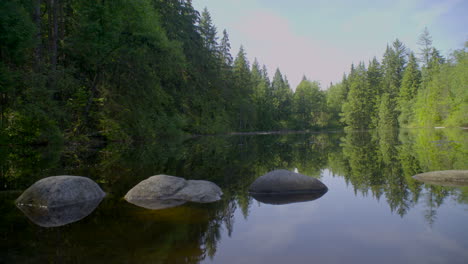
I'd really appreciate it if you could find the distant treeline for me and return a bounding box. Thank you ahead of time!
[329,30,467,130]
[0,0,466,144]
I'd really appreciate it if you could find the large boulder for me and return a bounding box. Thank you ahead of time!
[249,169,328,194]
[172,180,223,203]
[16,176,105,227]
[413,170,468,186]
[124,175,223,210]
[16,176,105,208]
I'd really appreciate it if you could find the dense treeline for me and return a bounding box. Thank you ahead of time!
[331,29,467,130]
[0,0,330,145]
[1,1,466,145]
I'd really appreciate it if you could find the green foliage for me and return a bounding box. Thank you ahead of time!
[271,68,293,128]
[413,46,467,127]
[341,62,375,129]
[398,52,421,127]
[292,79,326,129]
[325,82,346,127]
[1,2,465,145]
[334,29,465,131]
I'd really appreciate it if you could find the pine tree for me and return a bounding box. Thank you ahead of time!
[233,46,254,130]
[417,27,432,67]
[219,29,233,66]
[271,68,293,128]
[199,7,218,52]
[398,52,421,127]
[367,57,383,128]
[342,62,374,129]
[379,39,407,128]
[261,64,271,87]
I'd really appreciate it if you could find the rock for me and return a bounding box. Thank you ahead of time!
[412,170,468,186]
[124,175,187,201]
[252,191,327,205]
[173,180,223,203]
[249,169,328,194]
[15,176,105,227]
[124,175,223,210]
[16,176,105,208]
[16,198,103,227]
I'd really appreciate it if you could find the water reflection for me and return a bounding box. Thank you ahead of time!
[251,190,327,205]
[0,129,467,263]
[16,197,103,227]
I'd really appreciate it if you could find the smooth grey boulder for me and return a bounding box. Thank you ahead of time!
[16,198,103,227]
[413,170,468,186]
[249,169,328,194]
[124,175,187,201]
[173,180,223,203]
[124,175,223,210]
[16,176,105,208]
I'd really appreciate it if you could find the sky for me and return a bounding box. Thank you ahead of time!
[192,0,467,90]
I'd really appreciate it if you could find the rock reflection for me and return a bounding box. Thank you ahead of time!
[16,197,103,227]
[251,190,327,205]
[125,198,186,210]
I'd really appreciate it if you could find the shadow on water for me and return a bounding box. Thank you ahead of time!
[1,128,467,263]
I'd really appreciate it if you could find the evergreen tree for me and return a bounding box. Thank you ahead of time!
[398,52,421,127]
[233,46,254,130]
[367,57,383,128]
[271,68,293,128]
[219,29,233,66]
[199,7,218,52]
[417,27,433,67]
[379,39,407,128]
[342,62,374,129]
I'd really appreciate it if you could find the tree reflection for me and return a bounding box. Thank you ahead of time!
[1,129,466,263]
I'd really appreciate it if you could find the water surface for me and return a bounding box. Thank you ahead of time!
[1,129,467,263]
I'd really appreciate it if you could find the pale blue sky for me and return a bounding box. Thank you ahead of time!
[193,0,467,89]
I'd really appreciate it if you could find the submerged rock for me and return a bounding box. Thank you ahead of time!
[15,175,105,227]
[249,169,328,194]
[412,170,468,186]
[124,175,223,210]
[16,176,105,208]
[252,191,327,205]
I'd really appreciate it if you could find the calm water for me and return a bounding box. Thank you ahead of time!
[1,129,467,263]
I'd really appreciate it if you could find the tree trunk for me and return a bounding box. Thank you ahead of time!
[52,0,58,68]
[48,0,58,69]
[33,0,42,67]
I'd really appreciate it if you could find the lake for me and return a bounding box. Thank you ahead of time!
[1,128,467,263]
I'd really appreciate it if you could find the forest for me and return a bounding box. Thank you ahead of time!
[1,0,467,145]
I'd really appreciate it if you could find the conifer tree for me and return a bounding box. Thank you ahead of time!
[367,57,383,127]
[398,52,421,126]
[219,29,233,66]
[342,62,374,129]
[379,39,407,128]
[199,7,218,52]
[233,46,254,130]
